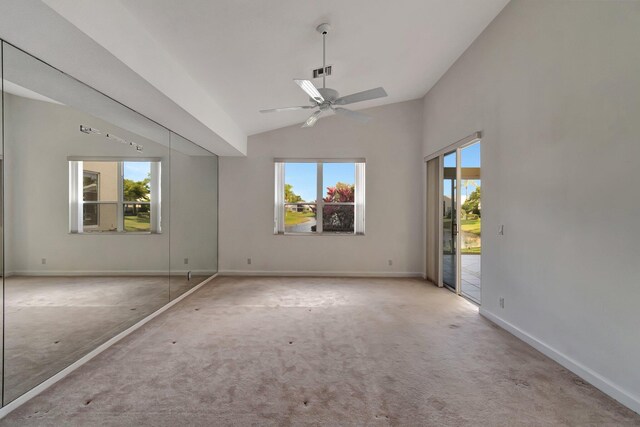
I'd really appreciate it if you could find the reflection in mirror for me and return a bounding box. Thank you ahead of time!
[169,133,218,300]
[2,42,171,403]
[0,41,4,398]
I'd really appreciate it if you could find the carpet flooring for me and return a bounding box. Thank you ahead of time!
[1,276,637,426]
[3,275,207,403]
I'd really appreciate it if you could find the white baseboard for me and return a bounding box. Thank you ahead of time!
[6,270,216,277]
[0,273,218,420]
[219,270,424,278]
[480,308,640,415]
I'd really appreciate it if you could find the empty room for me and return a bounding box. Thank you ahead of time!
[0,0,638,425]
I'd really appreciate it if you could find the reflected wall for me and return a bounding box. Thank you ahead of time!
[169,133,218,300]
[1,42,218,404]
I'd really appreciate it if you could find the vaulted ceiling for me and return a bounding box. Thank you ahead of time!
[3,0,509,154]
[117,0,509,136]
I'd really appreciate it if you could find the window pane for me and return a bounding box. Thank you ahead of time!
[285,204,317,233]
[83,161,118,201]
[123,161,151,202]
[83,172,98,201]
[124,203,151,232]
[83,203,118,232]
[322,204,354,233]
[323,163,355,202]
[284,163,316,203]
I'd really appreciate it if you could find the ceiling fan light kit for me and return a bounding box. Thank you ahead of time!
[259,23,388,127]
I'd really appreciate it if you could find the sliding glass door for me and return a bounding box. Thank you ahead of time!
[429,137,481,304]
[442,151,457,290]
[460,142,481,304]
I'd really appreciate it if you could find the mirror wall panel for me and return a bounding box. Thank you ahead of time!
[0,41,4,402]
[169,133,218,300]
[2,42,172,404]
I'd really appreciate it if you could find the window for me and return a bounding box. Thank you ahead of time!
[69,159,161,233]
[274,160,365,235]
[82,171,99,227]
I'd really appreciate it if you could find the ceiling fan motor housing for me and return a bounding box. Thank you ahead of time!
[313,88,339,105]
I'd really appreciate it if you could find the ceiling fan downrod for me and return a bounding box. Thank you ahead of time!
[316,23,331,89]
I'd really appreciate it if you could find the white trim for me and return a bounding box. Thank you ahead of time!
[316,162,323,233]
[0,273,219,420]
[5,270,216,277]
[68,161,83,233]
[455,147,462,295]
[355,162,366,234]
[150,161,161,233]
[68,156,162,162]
[424,131,482,162]
[274,157,366,163]
[274,162,285,233]
[437,155,444,287]
[116,161,124,232]
[480,308,640,415]
[219,270,423,278]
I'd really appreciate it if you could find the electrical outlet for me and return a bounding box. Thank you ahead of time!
[498,225,504,236]
[499,297,505,309]
[247,258,252,265]
[388,259,393,266]
[184,258,189,265]
[41,258,47,265]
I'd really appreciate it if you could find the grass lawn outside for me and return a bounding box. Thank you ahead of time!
[461,218,481,254]
[285,210,315,226]
[124,215,150,232]
[462,247,481,254]
[441,217,482,254]
[461,218,481,236]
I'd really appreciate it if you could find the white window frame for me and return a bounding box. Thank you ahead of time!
[69,157,162,234]
[274,158,365,235]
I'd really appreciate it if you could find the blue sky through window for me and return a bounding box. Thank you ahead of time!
[124,162,151,182]
[285,163,355,202]
[443,142,481,200]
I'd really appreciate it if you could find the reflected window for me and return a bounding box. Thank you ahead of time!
[83,171,99,226]
[69,160,161,233]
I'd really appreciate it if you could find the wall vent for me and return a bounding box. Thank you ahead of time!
[312,66,332,79]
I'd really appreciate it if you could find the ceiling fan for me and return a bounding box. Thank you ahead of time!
[259,23,388,128]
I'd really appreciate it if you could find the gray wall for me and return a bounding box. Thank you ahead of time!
[219,100,424,276]
[422,0,640,411]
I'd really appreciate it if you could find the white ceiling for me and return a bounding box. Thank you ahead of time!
[5,0,509,154]
[118,0,509,136]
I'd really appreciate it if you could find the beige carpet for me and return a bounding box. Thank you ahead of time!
[1,276,637,426]
[3,275,208,403]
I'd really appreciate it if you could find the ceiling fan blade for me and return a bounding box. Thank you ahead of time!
[301,110,323,128]
[332,107,372,124]
[294,79,324,103]
[334,87,387,106]
[259,106,314,113]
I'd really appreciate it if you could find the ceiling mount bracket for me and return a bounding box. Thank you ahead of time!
[316,23,331,35]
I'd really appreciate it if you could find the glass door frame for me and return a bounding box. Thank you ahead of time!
[441,150,459,293]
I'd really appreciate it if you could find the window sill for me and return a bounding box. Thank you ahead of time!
[275,232,365,237]
[69,232,162,235]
